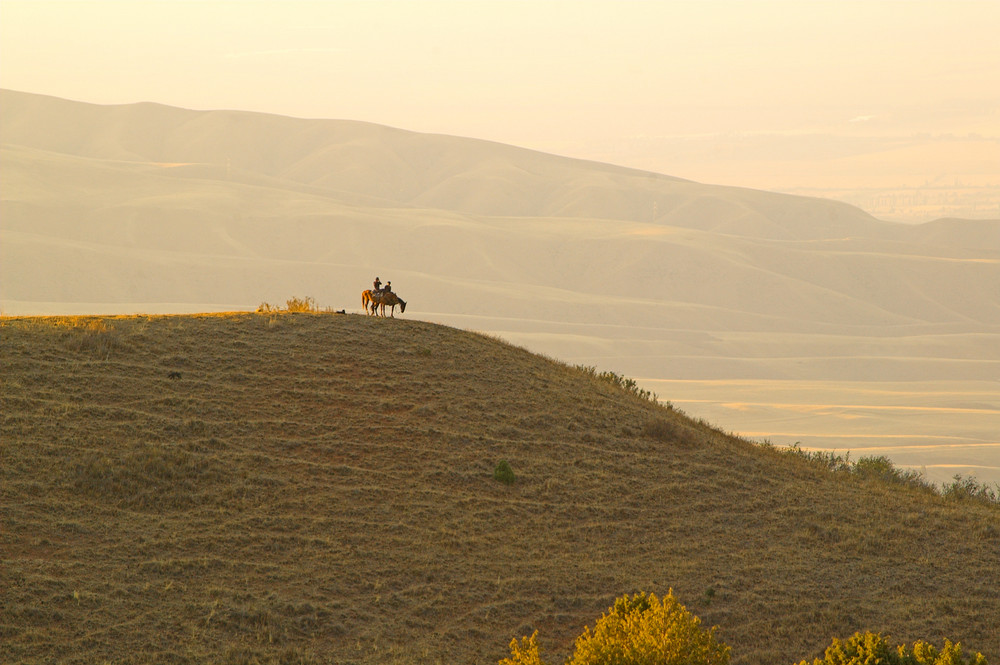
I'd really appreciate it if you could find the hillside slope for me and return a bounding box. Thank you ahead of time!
[2,313,998,664]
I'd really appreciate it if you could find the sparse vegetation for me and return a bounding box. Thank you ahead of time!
[575,365,658,402]
[256,296,320,313]
[795,631,987,665]
[62,318,127,357]
[2,314,997,664]
[642,417,700,447]
[775,443,1000,505]
[942,475,1000,505]
[852,454,932,490]
[285,296,318,313]
[69,442,228,510]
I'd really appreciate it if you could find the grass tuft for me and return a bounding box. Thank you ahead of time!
[63,319,127,357]
[494,460,516,485]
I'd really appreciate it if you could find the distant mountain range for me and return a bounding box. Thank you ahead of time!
[3,88,995,319]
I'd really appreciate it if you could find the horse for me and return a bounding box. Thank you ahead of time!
[361,289,407,317]
[361,289,379,315]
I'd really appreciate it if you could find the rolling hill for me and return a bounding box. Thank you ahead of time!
[2,312,998,664]
[1,88,998,484]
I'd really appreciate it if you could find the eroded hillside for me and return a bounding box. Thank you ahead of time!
[2,313,998,664]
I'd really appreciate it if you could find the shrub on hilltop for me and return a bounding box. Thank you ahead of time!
[255,296,320,313]
[285,296,318,312]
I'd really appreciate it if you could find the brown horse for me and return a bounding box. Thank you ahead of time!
[361,289,379,315]
[362,289,407,317]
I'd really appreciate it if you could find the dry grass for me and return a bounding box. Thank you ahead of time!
[2,313,998,665]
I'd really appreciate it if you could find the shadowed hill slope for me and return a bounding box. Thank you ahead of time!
[2,313,998,665]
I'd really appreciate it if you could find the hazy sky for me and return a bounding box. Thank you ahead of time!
[2,1,998,214]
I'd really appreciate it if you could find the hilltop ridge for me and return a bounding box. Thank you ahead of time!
[2,312,997,664]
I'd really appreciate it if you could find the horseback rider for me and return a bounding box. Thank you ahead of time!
[384,281,392,293]
[373,277,382,293]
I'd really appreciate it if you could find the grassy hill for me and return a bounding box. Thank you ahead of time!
[2,312,998,665]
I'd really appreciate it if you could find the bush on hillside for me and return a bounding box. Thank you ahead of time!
[778,445,945,497]
[853,455,929,490]
[500,631,549,665]
[494,460,516,485]
[567,591,730,665]
[575,366,658,403]
[942,474,1000,505]
[500,591,730,665]
[780,444,1000,505]
[795,631,987,665]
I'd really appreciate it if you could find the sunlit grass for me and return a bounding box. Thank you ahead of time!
[2,313,997,664]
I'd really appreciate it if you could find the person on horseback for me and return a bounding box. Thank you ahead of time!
[384,281,392,293]
[373,277,382,293]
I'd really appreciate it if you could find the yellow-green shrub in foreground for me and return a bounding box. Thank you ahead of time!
[499,591,730,665]
[499,599,988,665]
[797,631,987,665]
[500,631,548,665]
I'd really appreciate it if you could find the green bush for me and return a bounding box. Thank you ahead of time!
[494,460,516,485]
[796,631,987,665]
